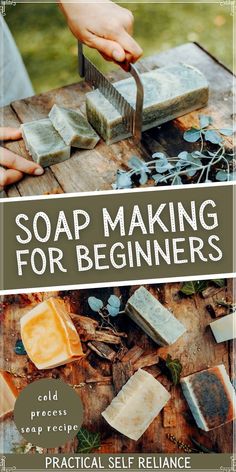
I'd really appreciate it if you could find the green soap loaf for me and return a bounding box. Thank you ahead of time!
[21,118,71,167]
[49,104,100,149]
[86,63,209,144]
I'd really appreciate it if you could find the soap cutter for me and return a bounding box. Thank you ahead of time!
[78,41,144,143]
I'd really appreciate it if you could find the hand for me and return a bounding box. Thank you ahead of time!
[59,0,143,70]
[0,127,44,190]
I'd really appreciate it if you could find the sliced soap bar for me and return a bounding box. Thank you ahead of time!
[125,286,186,346]
[210,312,236,343]
[20,297,84,370]
[0,370,18,420]
[102,369,170,440]
[86,63,209,144]
[21,118,71,167]
[49,104,100,149]
[181,365,236,431]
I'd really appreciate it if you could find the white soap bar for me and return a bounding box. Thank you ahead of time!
[102,369,170,440]
[21,118,71,167]
[49,105,100,149]
[181,364,236,431]
[126,286,186,346]
[210,312,236,343]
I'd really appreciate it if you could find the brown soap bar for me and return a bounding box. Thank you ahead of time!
[181,364,236,431]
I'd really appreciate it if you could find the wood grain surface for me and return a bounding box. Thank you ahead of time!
[1,42,233,197]
[0,281,235,453]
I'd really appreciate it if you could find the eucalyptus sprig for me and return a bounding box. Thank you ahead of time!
[113,115,235,189]
[88,294,122,333]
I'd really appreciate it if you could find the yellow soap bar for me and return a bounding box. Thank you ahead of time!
[20,298,84,370]
[0,370,18,420]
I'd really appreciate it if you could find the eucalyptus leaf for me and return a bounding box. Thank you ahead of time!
[172,175,182,185]
[115,171,132,189]
[219,128,233,136]
[107,305,120,317]
[107,295,121,308]
[139,171,148,185]
[199,114,212,129]
[183,128,201,143]
[152,152,168,162]
[229,172,236,181]
[152,173,163,182]
[88,296,103,312]
[216,170,228,181]
[204,130,222,144]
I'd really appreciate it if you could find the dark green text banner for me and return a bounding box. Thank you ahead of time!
[0,184,234,293]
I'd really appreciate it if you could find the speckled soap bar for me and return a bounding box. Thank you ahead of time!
[181,365,236,431]
[49,105,100,149]
[125,286,186,346]
[21,118,71,167]
[86,63,209,144]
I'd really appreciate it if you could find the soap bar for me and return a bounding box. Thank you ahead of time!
[125,286,186,346]
[181,365,236,431]
[210,312,236,343]
[102,369,170,440]
[20,297,84,370]
[86,63,209,144]
[21,118,71,167]
[49,105,100,149]
[0,370,18,420]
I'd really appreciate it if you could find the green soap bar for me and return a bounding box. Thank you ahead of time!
[86,63,209,144]
[21,118,71,167]
[125,286,186,346]
[49,105,100,149]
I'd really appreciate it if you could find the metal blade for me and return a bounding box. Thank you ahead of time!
[84,57,134,133]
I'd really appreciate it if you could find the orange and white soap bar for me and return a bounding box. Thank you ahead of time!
[0,370,18,420]
[20,298,84,370]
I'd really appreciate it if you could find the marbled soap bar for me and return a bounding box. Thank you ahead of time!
[49,105,100,149]
[210,312,236,343]
[102,369,170,440]
[125,286,186,346]
[86,64,209,144]
[0,370,18,420]
[181,365,236,431]
[21,118,71,167]
[21,297,84,370]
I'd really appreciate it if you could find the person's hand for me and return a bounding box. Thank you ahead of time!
[0,127,44,190]
[59,0,143,70]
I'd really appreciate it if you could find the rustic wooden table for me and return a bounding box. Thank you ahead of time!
[0,42,234,455]
[1,42,233,198]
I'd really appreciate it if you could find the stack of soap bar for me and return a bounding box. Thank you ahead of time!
[49,105,100,149]
[21,118,71,167]
[181,365,236,431]
[86,63,209,144]
[0,370,18,420]
[210,312,236,343]
[20,297,84,370]
[125,286,186,346]
[102,369,170,440]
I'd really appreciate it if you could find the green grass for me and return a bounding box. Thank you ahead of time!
[6,2,233,94]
